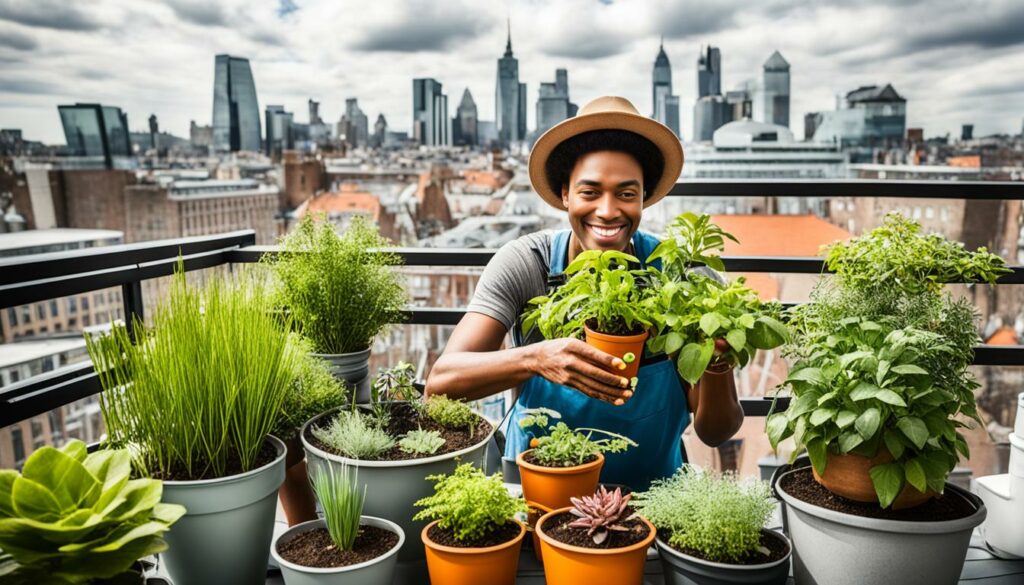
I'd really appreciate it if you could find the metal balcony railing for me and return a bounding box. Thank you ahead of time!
[3,179,1024,428]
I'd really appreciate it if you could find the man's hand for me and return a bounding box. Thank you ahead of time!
[528,338,633,405]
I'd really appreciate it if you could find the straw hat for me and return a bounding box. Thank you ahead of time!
[528,96,684,210]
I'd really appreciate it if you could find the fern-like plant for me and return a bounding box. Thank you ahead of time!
[312,410,395,459]
[413,463,527,543]
[399,428,445,455]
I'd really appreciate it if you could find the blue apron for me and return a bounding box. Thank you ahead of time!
[503,229,690,491]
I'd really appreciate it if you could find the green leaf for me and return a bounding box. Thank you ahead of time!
[839,351,874,369]
[21,447,100,514]
[954,434,970,459]
[835,410,857,429]
[869,463,904,508]
[787,367,826,387]
[749,316,788,349]
[904,459,927,493]
[806,438,828,476]
[725,328,746,352]
[855,408,881,440]
[677,342,711,386]
[838,431,865,453]
[786,392,822,420]
[0,471,15,517]
[891,364,928,376]
[883,430,905,459]
[737,313,756,329]
[10,478,62,522]
[766,414,791,449]
[664,332,684,355]
[810,408,837,426]
[700,313,723,336]
[897,417,929,450]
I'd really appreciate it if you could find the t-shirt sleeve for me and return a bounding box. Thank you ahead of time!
[466,238,547,332]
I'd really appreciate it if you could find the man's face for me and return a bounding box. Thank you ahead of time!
[561,150,644,252]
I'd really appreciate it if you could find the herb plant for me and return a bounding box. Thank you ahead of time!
[312,410,396,459]
[0,440,185,584]
[647,212,788,385]
[372,361,421,402]
[272,352,349,442]
[399,428,446,455]
[521,249,660,339]
[633,466,774,563]
[310,461,366,551]
[87,266,304,479]
[266,214,408,355]
[567,486,637,545]
[518,408,637,467]
[413,463,527,542]
[423,395,478,435]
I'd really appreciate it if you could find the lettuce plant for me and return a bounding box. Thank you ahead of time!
[518,408,636,467]
[413,463,527,543]
[0,440,185,584]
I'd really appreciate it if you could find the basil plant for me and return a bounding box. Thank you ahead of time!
[0,440,185,584]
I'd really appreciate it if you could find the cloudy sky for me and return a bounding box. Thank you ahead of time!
[1,0,1023,145]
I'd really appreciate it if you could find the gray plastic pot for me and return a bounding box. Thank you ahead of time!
[312,349,371,403]
[775,467,986,585]
[301,405,495,584]
[270,516,404,585]
[159,435,286,585]
[656,529,791,585]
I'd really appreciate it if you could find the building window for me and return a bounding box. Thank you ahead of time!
[11,428,25,465]
[67,297,78,314]
[6,307,15,328]
[31,419,43,442]
[50,300,59,317]
[36,304,45,320]
[82,296,90,311]
[925,207,935,219]
[10,370,20,383]
[82,314,91,327]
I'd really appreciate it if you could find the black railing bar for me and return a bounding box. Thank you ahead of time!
[667,179,1024,200]
[0,360,95,401]
[0,372,103,429]
[0,231,256,286]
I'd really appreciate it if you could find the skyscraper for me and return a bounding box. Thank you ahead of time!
[341,98,369,148]
[651,41,680,138]
[147,114,159,151]
[454,88,478,146]
[373,114,387,148]
[308,99,322,125]
[264,105,293,157]
[758,51,790,128]
[697,46,722,98]
[212,54,261,153]
[413,79,451,146]
[496,21,526,146]
[58,103,131,168]
[536,69,577,136]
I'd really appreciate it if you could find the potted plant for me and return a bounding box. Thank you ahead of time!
[646,212,789,386]
[272,460,403,584]
[301,379,497,581]
[768,214,1006,585]
[272,354,352,526]
[534,485,655,585]
[515,407,636,510]
[266,214,408,401]
[0,440,185,585]
[87,267,305,585]
[632,466,790,585]
[522,249,660,379]
[414,463,527,585]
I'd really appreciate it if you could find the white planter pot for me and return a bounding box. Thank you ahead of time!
[312,349,371,403]
[271,516,404,585]
[976,432,1024,558]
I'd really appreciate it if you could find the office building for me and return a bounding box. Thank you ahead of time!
[496,22,527,146]
[212,54,261,152]
[652,41,681,138]
[265,105,294,157]
[454,89,479,146]
[536,69,577,136]
[413,79,451,147]
[810,84,907,161]
[58,103,131,169]
[697,45,722,98]
[757,51,790,128]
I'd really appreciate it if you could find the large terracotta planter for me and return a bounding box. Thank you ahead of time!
[525,501,553,563]
[584,326,648,379]
[517,450,604,510]
[278,436,317,526]
[813,450,932,509]
[421,520,525,585]
[535,507,655,585]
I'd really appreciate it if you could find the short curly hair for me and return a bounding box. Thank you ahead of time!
[544,129,665,200]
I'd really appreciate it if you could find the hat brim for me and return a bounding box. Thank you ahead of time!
[528,111,684,211]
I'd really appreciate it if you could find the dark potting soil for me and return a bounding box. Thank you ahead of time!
[585,318,646,336]
[276,525,399,568]
[522,450,599,469]
[151,439,279,481]
[541,509,650,550]
[780,466,977,521]
[657,528,789,565]
[427,521,521,549]
[306,402,493,462]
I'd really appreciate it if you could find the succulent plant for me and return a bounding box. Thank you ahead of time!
[567,486,637,545]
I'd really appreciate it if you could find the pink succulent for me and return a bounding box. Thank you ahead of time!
[567,486,637,544]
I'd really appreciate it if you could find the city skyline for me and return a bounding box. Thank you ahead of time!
[1,0,1023,144]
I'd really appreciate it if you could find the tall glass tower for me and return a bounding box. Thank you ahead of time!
[212,55,261,153]
[651,40,680,138]
[496,20,526,147]
[58,103,131,168]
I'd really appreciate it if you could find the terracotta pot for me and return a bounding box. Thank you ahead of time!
[517,450,604,510]
[525,501,553,563]
[536,506,655,585]
[584,326,648,379]
[813,450,933,509]
[421,519,525,585]
[278,436,317,526]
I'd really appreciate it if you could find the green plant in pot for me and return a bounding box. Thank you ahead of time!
[515,407,636,510]
[646,212,789,385]
[266,214,408,402]
[271,460,404,584]
[86,265,305,585]
[521,249,661,379]
[768,213,1006,585]
[0,440,185,585]
[632,465,790,585]
[414,463,527,585]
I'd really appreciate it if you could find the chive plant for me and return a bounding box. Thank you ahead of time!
[87,265,305,479]
[311,461,366,551]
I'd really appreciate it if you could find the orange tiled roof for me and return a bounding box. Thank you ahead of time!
[460,170,504,190]
[985,326,1018,346]
[299,185,381,221]
[709,214,852,257]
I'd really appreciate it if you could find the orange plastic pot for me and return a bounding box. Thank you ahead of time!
[421,519,525,585]
[813,450,933,509]
[536,506,655,585]
[517,450,604,510]
[584,326,648,379]
[278,437,317,526]
[525,501,553,563]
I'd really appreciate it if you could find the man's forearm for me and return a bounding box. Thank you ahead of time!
[425,344,539,401]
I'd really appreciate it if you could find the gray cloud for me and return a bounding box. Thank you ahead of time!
[902,6,1024,52]
[658,2,740,38]
[350,4,491,52]
[165,0,228,27]
[0,0,100,31]
[539,32,634,60]
[0,26,36,50]
[0,77,60,95]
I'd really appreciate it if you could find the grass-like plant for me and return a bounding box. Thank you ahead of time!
[423,395,478,434]
[266,214,407,355]
[87,265,304,479]
[312,410,396,459]
[310,461,366,551]
[272,353,350,442]
[399,428,446,455]
[633,466,774,563]
[413,463,527,543]
[518,408,636,467]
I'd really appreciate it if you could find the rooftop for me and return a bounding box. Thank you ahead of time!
[0,337,87,369]
[0,228,124,255]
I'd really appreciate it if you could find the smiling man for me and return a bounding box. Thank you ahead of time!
[425,96,743,490]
